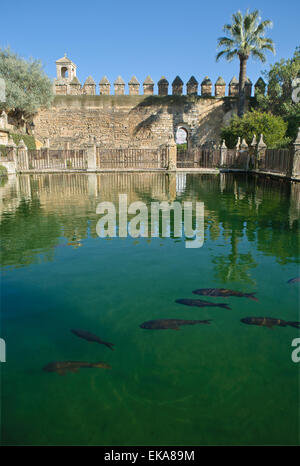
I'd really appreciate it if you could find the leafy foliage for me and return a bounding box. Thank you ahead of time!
[0,164,8,176]
[0,145,9,157]
[9,133,36,149]
[221,110,289,148]
[0,48,53,120]
[255,46,300,141]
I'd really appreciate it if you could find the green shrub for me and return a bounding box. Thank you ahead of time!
[221,110,290,148]
[0,145,8,157]
[176,143,187,150]
[9,133,36,149]
[0,164,8,176]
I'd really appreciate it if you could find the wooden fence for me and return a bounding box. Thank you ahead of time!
[0,142,299,180]
[96,147,168,169]
[177,148,221,168]
[260,149,293,175]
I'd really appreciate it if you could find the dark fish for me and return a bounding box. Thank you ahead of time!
[287,277,300,284]
[241,317,300,329]
[192,288,258,302]
[175,298,231,310]
[43,361,111,375]
[140,319,212,330]
[71,329,114,350]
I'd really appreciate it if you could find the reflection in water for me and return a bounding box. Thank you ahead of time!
[0,173,298,278]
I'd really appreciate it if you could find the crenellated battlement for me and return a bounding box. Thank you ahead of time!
[34,55,266,151]
[54,55,264,98]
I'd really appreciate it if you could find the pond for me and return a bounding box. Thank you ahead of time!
[0,172,299,446]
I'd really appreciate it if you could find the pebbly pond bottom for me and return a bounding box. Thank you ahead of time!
[0,172,299,446]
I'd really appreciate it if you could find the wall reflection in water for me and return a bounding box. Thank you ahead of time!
[0,173,299,282]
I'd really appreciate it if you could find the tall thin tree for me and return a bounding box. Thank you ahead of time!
[216,10,275,117]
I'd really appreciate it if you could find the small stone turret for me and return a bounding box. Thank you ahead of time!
[54,54,77,95]
[201,77,212,96]
[172,76,183,95]
[143,76,154,95]
[83,76,96,95]
[158,76,169,96]
[99,76,110,95]
[254,77,266,97]
[215,77,226,97]
[69,76,81,95]
[186,76,198,95]
[55,54,77,82]
[114,76,125,95]
[128,76,140,95]
[229,76,239,96]
[245,77,252,97]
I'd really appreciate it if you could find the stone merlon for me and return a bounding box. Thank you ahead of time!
[114,76,125,85]
[143,76,154,84]
[99,76,110,84]
[215,76,226,85]
[172,76,183,85]
[128,76,140,85]
[84,76,96,85]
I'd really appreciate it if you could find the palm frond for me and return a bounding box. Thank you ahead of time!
[261,43,276,54]
[225,49,239,62]
[216,50,227,61]
[217,37,235,48]
[216,48,238,62]
[255,20,273,34]
[223,24,233,33]
[251,50,266,62]
[244,9,259,32]
[232,11,243,27]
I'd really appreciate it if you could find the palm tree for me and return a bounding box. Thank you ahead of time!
[216,9,275,117]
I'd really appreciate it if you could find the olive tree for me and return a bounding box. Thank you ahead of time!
[0,48,53,125]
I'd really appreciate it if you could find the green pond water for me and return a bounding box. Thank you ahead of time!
[0,172,299,446]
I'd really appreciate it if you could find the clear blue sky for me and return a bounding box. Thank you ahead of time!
[1,0,299,92]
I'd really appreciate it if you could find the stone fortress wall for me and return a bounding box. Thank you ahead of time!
[33,55,266,149]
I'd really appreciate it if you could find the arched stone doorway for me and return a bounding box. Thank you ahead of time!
[175,126,189,149]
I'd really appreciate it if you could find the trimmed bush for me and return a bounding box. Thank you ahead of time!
[0,145,9,157]
[9,133,36,149]
[221,110,290,148]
